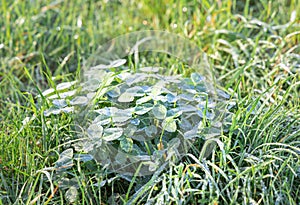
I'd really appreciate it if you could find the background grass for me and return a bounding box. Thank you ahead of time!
[0,0,299,204]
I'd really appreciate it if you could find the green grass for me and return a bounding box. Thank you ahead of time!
[0,0,299,204]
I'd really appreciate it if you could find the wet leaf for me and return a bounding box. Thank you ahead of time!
[151,82,164,97]
[61,106,75,113]
[82,79,101,92]
[165,138,181,160]
[178,105,197,113]
[195,84,206,92]
[52,99,67,108]
[184,126,199,139]
[166,93,177,103]
[70,96,88,105]
[115,151,128,165]
[86,92,96,99]
[87,123,103,138]
[178,93,194,101]
[167,108,182,118]
[120,137,133,152]
[130,134,147,142]
[56,80,77,90]
[126,86,145,97]
[202,127,221,139]
[109,59,127,68]
[94,107,111,116]
[191,73,204,85]
[153,95,167,102]
[117,72,131,80]
[152,104,167,119]
[65,186,78,203]
[42,88,55,96]
[136,96,152,105]
[74,154,93,162]
[162,118,177,132]
[44,107,74,116]
[197,109,215,120]
[93,114,111,125]
[145,125,157,137]
[185,88,198,94]
[58,177,78,190]
[124,124,137,136]
[55,148,73,170]
[217,89,230,99]
[141,85,151,93]
[134,103,153,115]
[103,128,123,141]
[118,92,134,102]
[179,117,193,131]
[107,87,121,98]
[111,108,132,123]
[130,118,140,125]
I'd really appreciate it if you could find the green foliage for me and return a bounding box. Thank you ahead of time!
[0,0,299,204]
[42,63,229,179]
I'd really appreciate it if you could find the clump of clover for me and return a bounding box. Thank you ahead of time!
[71,64,225,175]
[42,59,230,175]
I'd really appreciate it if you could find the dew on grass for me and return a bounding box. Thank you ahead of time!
[43,31,234,176]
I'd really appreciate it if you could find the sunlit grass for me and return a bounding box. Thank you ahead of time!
[0,0,299,204]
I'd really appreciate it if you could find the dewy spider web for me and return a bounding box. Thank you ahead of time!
[73,30,231,176]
